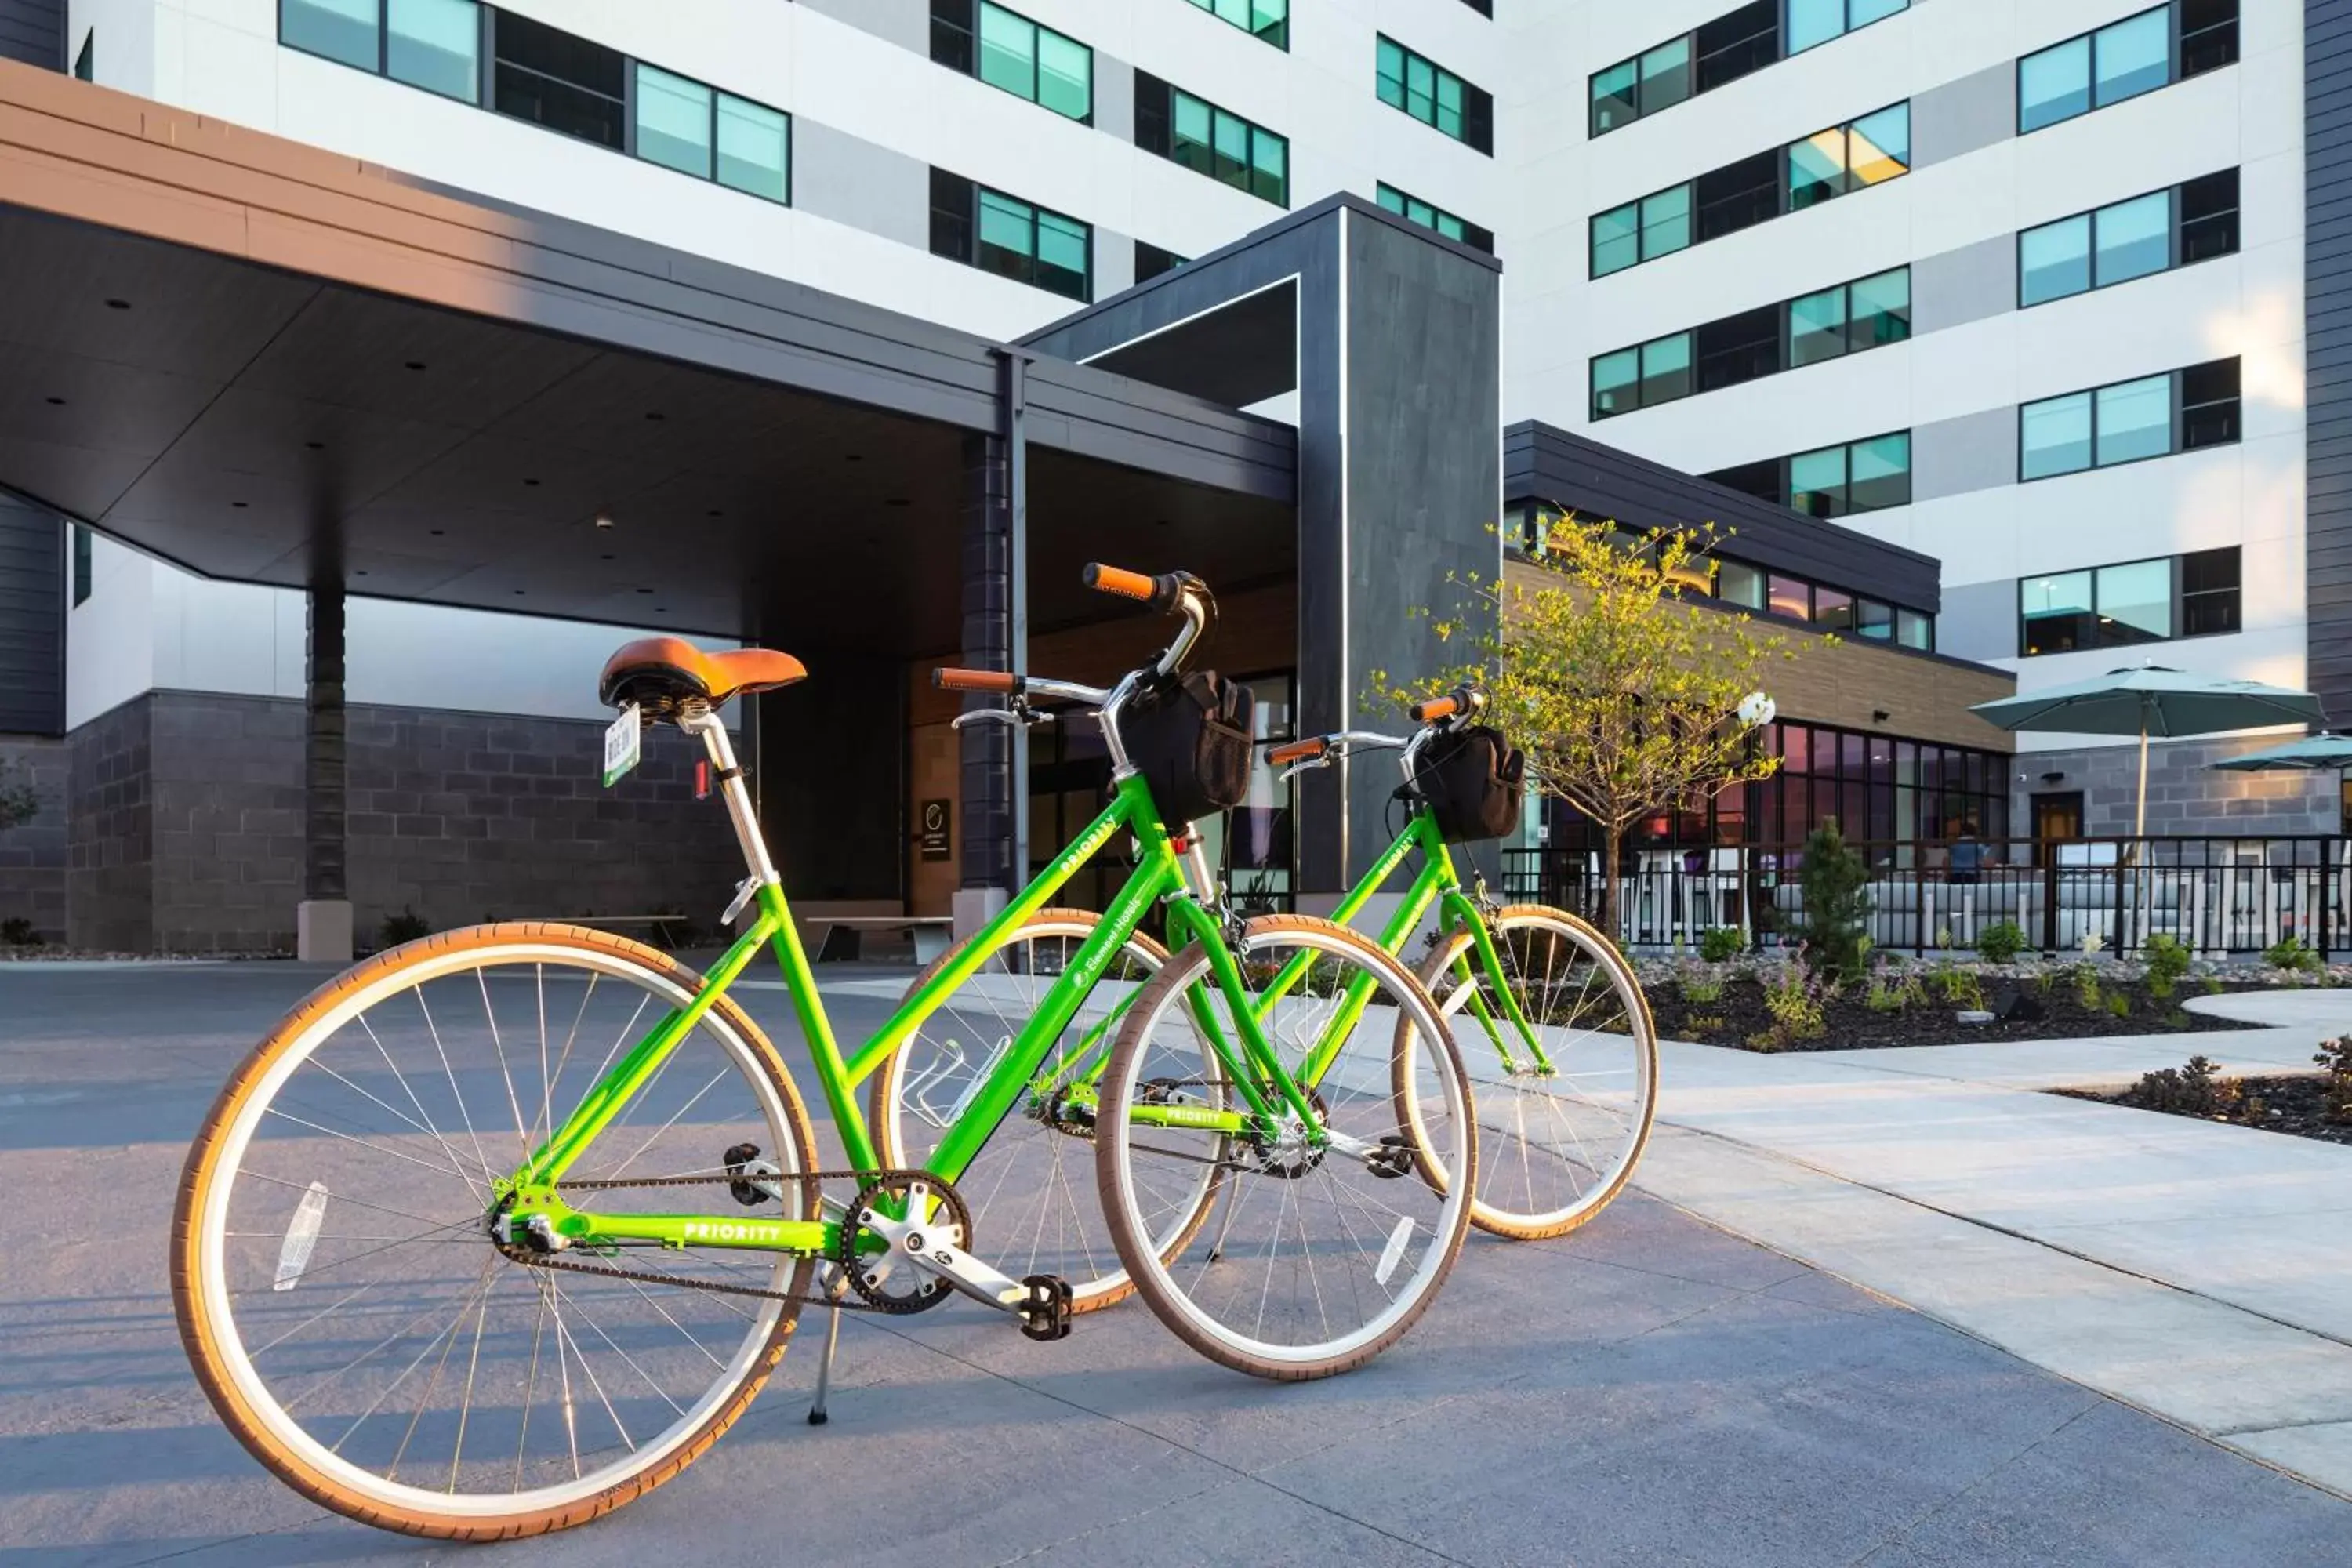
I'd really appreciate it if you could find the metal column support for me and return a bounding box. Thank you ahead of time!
[299,585,353,960]
[1003,347,1033,895]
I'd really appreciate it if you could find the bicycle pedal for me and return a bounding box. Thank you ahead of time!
[722,1142,782,1207]
[1014,1274,1073,1341]
[1367,1134,1416,1180]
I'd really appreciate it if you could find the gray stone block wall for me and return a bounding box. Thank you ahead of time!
[2013,735,2340,838]
[67,698,154,953]
[0,733,67,941]
[61,692,744,954]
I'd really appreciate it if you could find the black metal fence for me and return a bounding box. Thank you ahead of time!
[1501,836,2352,958]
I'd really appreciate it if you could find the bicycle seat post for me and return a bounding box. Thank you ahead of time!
[677,703,780,890]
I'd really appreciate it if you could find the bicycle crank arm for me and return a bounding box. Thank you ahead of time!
[855,1202,1073,1336]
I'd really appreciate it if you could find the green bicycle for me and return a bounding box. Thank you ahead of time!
[880,686,1656,1298]
[171,566,1478,1541]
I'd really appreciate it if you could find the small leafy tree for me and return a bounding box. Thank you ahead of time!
[1799,818,1874,983]
[1385,516,1805,933]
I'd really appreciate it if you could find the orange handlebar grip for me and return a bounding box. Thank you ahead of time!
[1083,564,1156,602]
[1409,695,1461,724]
[934,667,1019,694]
[1266,738,1326,765]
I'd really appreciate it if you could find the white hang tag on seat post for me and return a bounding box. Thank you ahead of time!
[603,703,642,786]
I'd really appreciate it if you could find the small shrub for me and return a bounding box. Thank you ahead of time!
[1755,964,1829,1050]
[1798,818,1874,985]
[1686,1013,1727,1034]
[2165,1009,2191,1029]
[1864,969,1928,1014]
[1975,920,2029,965]
[2315,1036,2352,1123]
[379,906,430,947]
[2142,934,2191,1000]
[0,916,36,946]
[2125,1054,2239,1117]
[1933,925,1953,951]
[2266,934,2321,976]
[1678,971,1726,1006]
[2105,990,2132,1021]
[1933,965,1986,1011]
[2071,964,2103,1013]
[1699,926,1744,964]
[2200,975,2225,996]
[2080,931,2107,957]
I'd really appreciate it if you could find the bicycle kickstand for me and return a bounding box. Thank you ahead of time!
[807,1264,848,1427]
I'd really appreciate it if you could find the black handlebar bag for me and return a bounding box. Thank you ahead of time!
[1123,671,1254,826]
[1417,724,1526,843]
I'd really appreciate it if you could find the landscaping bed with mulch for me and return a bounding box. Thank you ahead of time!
[2053,1047,2352,1148]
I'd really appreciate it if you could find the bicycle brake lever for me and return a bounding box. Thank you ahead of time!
[952,706,1056,731]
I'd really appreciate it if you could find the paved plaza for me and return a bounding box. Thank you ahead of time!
[4,961,2350,1566]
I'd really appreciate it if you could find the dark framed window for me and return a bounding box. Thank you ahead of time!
[1697,1,1779,92]
[1134,241,1188,283]
[281,0,481,103]
[1375,35,1493,154]
[1590,103,1908,276]
[930,169,1091,302]
[1710,431,1912,517]
[1788,0,1910,56]
[1591,334,1691,419]
[2019,548,2238,655]
[2018,1,2237,134]
[930,1,1091,122]
[2019,169,2236,307]
[1377,184,1494,252]
[492,10,625,148]
[1185,0,1287,50]
[1592,266,1907,419]
[71,524,91,607]
[629,64,788,201]
[2019,358,2240,480]
[73,29,92,81]
[1592,1,1904,137]
[1136,74,1287,205]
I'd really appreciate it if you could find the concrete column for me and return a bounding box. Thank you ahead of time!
[298,586,352,961]
[955,430,1012,937]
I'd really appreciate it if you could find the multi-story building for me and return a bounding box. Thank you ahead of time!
[1509,0,2327,842]
[0,0,2329,953]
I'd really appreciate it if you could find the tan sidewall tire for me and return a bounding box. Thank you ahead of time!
[172,921,819,1542]
[866,909,1211,1314]
[1407,905,1658,1241]
[1095,914,1478,1381]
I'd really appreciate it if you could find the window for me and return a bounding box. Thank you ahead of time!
[1791,102,1908,207]
[634,66,711,178]
[626,65,789,201]
[1769,575,1811,619]
[2018,548,2239,655]
[1591,103,1908,275]
[1137,76,1287,205]
[716,96,790,202]
[1719,559,1766,610]
[71,524,91,608]
[932,2,1091,122]
[1377,185,1494,252]
[72,29,91,81]
[1592,2,1903,136]
[2018,2,2238,134]
[1376,36,1493,154]
[931,169,1090,302]
[1896,608,1933,650]
[2019,172,2236,307]
[493,11,626,150]
[283,0,379,73]
[1590,187,1688,276]
[1135,241,1187,283]
[1706,431,1912,517]
[387,0,477,100]
[1592,335,1691,419]
[1185,0,1287,50]
[2019,358,2241,479]
[1593,266,1907,417]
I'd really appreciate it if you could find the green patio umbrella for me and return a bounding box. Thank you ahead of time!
[1970,665,2325,837]
[2211,732,2352,772]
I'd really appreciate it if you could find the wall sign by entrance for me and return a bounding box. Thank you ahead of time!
[919,798,952,861]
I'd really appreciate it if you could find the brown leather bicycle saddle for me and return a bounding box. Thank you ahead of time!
[598,637,806,713]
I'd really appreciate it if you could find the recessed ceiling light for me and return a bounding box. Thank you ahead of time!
[231,501,248,509]
[104,298,130,310]
[304,441,324,451]
[355,568,369,576]
[514,589,526,596]
[593,511,614,529]
[845,453,862,463]
[404,361,426,371]
[706,509,723,518]
[600,553,615,561]
[523,478,540,488]
[655,607,668,613]
[885,498,911,508]
[644,411,665,423]
[44,396,64,406]
[636,587,654,594]
[430,528,445,536]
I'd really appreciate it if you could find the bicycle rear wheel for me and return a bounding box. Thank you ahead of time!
[870,909,1220,1312]
[1407,906,1657,1240]
[1094,915,1476,1380]
[173,923,818,1540]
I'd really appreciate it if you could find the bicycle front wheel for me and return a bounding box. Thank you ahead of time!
[1095,915,1476,1381]
[871,909,1221,1313]
[172,923,819,1540]
[1407,906,1657,1240]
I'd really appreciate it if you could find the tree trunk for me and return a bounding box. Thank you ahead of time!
[1599,830,1623,942]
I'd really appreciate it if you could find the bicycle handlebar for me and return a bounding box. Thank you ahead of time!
[1265,737,1326,766]
[935,667,1021,695]
[1083,562,1198,615]
[1408,684,1485,724]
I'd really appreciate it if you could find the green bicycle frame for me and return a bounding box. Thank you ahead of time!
[496,771,1324,1259]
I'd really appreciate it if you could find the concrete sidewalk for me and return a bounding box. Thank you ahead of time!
[1636,988,2352,1497]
